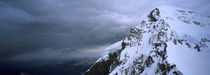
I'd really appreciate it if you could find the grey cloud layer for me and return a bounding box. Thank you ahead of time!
[0,0,209,61]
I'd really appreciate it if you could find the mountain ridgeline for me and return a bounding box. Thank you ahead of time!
[85,6,210,75]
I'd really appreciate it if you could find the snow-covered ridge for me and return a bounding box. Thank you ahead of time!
[85,6,210,75]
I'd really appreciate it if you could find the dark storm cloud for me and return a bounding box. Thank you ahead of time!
[0,0,134,61]
[0,0,209,61]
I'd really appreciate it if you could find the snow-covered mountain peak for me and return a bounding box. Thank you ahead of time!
[146,5,209,26]
[85,6,210,75]
[138,6,210,50]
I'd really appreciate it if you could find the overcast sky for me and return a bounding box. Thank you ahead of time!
[0,0,209,63]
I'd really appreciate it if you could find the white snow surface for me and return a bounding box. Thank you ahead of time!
[158,5,210,75]
[92,5,210,75]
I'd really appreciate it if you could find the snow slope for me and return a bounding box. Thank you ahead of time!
[85,5,210,75]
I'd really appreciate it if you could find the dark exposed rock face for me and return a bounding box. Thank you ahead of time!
[148,8,160,22]
[85,59,110,75]
[85,45,124,75]
[85,53,120,75]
